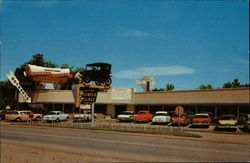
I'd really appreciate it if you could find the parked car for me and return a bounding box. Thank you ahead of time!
[152,111,171,124]
[170,114,189,126]
[117,111,134,122]
[43,111,69,122]
[0,110,5,120]
[73,110,96,122]
[5,110,43,122]
[134,110,153,122]
[191,113,211,127]
[242,114,250,130]
[216,114,238,129]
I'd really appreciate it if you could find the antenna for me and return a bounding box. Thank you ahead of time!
[136,75,155,92]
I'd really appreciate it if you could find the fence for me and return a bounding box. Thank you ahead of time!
[26,120,182,133]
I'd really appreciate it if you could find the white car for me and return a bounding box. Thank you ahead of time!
[43,111,69,122]
[152,111,171,124]
[117,111,134,122]
[73,111,96,122]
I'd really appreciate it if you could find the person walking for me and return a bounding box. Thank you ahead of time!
[29,111,34,122]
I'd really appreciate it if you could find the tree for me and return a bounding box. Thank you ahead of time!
[152,88,165,91]
[0,81,17,109]
[166,84,175,91]
[198,84,213,89]
[231,79,241,88]
[222,79,248,88]
[223,82,232,88]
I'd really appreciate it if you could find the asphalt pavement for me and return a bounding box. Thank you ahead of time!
[1,125,249,162]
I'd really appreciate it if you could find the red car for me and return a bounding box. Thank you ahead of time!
[191,113,211,127]
[134,110,153,122]
[171,114,188,126]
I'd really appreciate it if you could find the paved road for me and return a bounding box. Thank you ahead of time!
[1,125,249,162]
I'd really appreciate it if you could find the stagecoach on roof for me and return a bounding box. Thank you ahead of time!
[24,64,73,90]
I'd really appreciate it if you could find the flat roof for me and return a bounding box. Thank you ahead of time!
[20,87,250,105]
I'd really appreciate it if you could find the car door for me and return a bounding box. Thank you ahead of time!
[22,112,30,121]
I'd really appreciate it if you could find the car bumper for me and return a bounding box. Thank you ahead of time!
[216,125,237,129]
[191,123,210,126]
[118,118,133,121]
[152,120,168,123]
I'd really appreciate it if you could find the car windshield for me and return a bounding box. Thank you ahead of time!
[121,112,133,115]
[155,113,168,116]
[194,115,209,118]
[220,116,236,120]
[138,112,147,115]
[10,112,19,114]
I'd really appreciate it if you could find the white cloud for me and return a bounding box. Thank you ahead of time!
[118,27,151,37]
[117,27,165,38]
[114,66,195,79]
[234,58,249,64]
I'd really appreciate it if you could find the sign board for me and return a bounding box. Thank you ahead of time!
[72,84,111,108]
[79,87,98,103]
[111,88,132,100]
[175,105,184,115]
[6,71,31,103]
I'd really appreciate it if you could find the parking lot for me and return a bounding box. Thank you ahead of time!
[2,117,248,135]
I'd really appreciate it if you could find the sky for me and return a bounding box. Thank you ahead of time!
[0,0,249,92]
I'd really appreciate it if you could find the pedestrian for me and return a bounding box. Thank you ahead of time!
[29,111,34,121]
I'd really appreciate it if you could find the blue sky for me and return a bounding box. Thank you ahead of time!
[0,1,249,91]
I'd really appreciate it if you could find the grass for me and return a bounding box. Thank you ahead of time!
[11,122,202,138]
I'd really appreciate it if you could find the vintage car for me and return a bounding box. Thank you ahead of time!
[73,110,96,122]
[76,62,112,86]
[134,110,153,122]
[5,110,43,122]
[43,111,69,122]
[117,111,134,122]
[191,113,211,127]
[170,114,189,126]
[242,114,250,130]
[216,114,238,129]
[0,110,5,120]
[152,111,171,124]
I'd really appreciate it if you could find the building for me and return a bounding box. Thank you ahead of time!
[19,87,249,118]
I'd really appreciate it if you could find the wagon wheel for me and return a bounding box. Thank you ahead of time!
[95,80,102,86]
[35,82,45,90]
[54,83,62,90]
[83,76,91,83]
[104,78,112,86]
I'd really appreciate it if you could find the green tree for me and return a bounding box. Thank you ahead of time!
[222,79,246,88]
[231,79,241,88]
[223,81,232,88]
[199,84,213,89]
[166,84,175,91]
[0,81,17,109]
[152,88,165,91]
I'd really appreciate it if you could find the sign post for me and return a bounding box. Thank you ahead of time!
[72,84,111,128]
[91,103,95,127]
[175,105,184,131]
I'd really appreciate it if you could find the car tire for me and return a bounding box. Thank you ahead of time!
[56,118,60,123]
[84,77,91,83]
[15,118,22,122]
[105,78,112,86]
[95,80,102,86]
[35,117,41,121]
